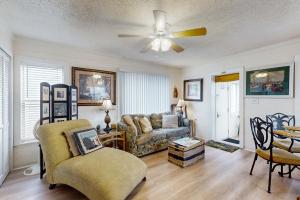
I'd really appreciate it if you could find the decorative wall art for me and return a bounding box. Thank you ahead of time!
[246,65,293,97]
[40,83,78,125]
[40,82,51,125]
[184,79,203,101]
[53,87,67,101]
[72,67,116,106]
[51,84,70,122]
[70,85,78,119]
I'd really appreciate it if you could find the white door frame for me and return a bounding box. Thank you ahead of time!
[210,67,245,148]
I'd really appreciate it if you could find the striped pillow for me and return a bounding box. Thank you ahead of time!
[162,115,179,128]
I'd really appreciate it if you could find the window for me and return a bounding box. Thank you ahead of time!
[119,71,170,115]
[0,48,10,184]
[20,64,64,143]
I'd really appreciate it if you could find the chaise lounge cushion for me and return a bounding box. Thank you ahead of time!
[54,147,147,200]
[38,119,147,200]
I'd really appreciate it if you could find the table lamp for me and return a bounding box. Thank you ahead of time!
[176,99,185,115]
[102,99,113,133]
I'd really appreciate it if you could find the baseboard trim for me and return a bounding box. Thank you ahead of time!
[12,163,36,171]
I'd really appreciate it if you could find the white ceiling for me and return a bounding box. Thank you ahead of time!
[1,0,300,68]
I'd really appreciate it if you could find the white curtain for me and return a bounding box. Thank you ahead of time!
[119,71,170,115]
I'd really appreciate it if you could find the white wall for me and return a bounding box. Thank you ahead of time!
[13,36,181,169]
[182,37,300,151]
[0,20,13,55]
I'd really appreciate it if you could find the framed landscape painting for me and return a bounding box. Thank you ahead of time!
[184,79,203,101]
[246,64,293,97]
[72,67,116,106]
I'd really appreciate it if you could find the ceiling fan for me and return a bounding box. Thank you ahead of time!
[118,10,207,53]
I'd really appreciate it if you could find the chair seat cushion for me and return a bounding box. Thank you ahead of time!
[137,129,167,145]
[256,147,300,165]
[53,147,147,200]
[164,127,190,139]
[273,139,300,153]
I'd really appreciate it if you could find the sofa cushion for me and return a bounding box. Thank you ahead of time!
[54,147,147,200]
[150,113,162,129]
[133,116,143,134]
[137,129,167,145]
[139,117,153,133]
[64,126,92,157]
[123,115,138,135]
[74,128,103,155]
[164,127,190,139]
[162,114,179,128]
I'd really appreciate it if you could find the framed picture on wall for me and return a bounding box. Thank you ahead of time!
[72,67,116,106]
[184,79,203,101]
[245,64,294,97]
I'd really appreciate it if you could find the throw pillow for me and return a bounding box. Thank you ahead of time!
[123,115,138,135]
[133,116,143,134]
[64,126,92,156]
[162,115,179,128]
[150,113,162,129]
[139,117,153,133]
[74,128,103,155]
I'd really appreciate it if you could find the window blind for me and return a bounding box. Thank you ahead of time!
[21,65,64,142]
[119,71,170,115]
[0,49,10,183]
[0,51,9,134]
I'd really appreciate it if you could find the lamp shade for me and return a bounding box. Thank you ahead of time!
[102,99,112,110]
[177,99,185,107]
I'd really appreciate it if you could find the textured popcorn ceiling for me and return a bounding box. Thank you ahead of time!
[1,0,300,67]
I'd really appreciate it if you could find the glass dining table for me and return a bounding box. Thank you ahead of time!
[273,126,300,176]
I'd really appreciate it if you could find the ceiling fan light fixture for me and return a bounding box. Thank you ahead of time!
[151,38,171,52]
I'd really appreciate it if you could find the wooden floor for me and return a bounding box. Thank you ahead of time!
[1,146,300,200]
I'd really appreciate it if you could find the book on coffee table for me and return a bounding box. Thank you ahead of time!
[172,137,201,148]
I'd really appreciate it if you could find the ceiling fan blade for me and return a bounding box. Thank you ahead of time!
[153,10,167,32]
[171,41,184,53]
[118,34,145,38]
[171,27,207,38]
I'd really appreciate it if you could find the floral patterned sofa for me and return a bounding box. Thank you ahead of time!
[117,113,191,157]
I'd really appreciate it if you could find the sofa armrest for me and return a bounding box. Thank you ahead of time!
[182,118,194,136]
[117,122,138,154]
[182,118,192,128]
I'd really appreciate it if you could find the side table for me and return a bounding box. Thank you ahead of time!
[97,130,126,151]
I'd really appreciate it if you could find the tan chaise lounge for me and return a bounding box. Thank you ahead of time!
[38,119,147,200]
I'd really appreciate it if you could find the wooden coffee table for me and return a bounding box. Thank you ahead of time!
[168,137,205,167]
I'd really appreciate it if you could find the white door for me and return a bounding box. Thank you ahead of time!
[0,50,10,185]
[228,81,239,139]
[215,82,229,141]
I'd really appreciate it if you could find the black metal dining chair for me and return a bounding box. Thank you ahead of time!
[249,117,300,193]
[266,113,300,153]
